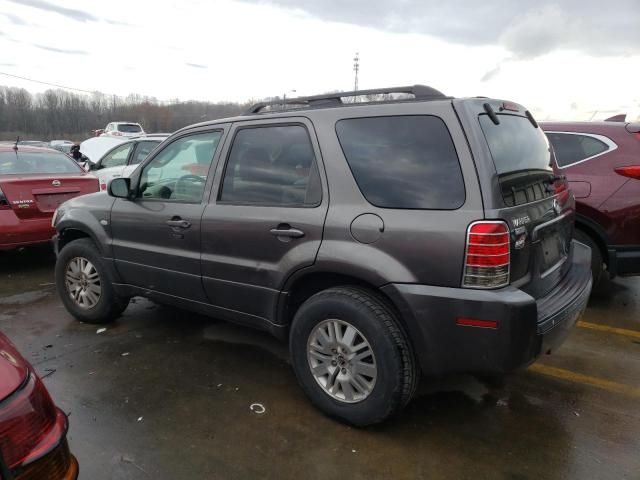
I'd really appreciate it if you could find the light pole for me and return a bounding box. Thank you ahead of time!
[282,89,296,110]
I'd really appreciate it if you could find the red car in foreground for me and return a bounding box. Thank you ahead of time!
[0,145,99,250]
[0,332,78,479]
[542,119,640,286]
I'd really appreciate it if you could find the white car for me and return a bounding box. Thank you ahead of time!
[89,136,167,190]
[101,122,145,138]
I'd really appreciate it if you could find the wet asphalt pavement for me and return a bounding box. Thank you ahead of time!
[1,246,639,480]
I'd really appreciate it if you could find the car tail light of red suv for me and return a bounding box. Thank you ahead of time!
[462,221,510,289]
[614,166,640,180]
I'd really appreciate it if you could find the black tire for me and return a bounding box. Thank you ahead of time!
[289,286,418,426]
[574,229,604,288]
[55,238,129,324]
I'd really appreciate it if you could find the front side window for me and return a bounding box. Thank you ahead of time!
[545,132,610,167]
[139,131,222,202]
[131,141,159,165]
[219,125,321,206]
[101,143,133,169]
[335,116,465,209]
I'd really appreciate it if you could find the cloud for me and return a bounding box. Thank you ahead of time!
[0,62,17,66]
[237,0,640,58]
[7,0,99,22]
[1,13,29,25]
[186,63,207,69]
[31,44,88,55]
[481,65,501,82]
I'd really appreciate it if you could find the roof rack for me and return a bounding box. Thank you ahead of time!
[244,84,447,115]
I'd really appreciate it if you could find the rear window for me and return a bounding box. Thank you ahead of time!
[117,124,142,133]
[335,116,465,209]
[0,151,82,175]
[479,114,552,174]
[545,132,610,167]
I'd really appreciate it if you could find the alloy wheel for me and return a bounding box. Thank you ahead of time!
[307,319,377,403]
[65,257,101,309]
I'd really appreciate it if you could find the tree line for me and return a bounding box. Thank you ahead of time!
[0,86,249,142]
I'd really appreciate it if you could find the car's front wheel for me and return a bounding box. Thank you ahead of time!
[289,286,418,426]
[55,238,129,324]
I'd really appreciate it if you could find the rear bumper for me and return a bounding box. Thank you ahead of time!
[382,241,592,376]
[0,211,54,250]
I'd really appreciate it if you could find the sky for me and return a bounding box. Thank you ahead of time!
[0,0,639,120]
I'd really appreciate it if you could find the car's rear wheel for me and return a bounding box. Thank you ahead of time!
[55,238,129,324]
[574,229,604,289]
[290,286,417,426]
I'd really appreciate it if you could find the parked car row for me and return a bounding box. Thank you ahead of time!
[2,87,638,432]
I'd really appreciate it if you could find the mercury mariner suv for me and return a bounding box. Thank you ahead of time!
[52,86,592,426]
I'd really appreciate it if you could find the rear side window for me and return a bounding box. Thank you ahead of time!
[0,151,82,174]
[335,116,465,209]
[220,125,322,206]
[479,114,552,174]
[545,132,610,167]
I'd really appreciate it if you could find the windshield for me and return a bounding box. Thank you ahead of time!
[0,151,83,175]
[117,124,142,133]
[479,114,552,174]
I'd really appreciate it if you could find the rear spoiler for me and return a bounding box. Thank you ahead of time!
[605,114,626,122]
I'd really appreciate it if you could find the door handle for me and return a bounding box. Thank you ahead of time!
[270,227,305,238]
[166,219,191,229]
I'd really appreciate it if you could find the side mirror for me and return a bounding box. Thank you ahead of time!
[108,177,131,199]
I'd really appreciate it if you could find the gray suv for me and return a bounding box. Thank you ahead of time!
[52,86,592,425]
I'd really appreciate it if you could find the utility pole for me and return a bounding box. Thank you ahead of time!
[353,52,360,92]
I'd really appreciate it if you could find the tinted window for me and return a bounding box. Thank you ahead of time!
[335,116,464,209]
[117,124,142,133]
[131,141,159,165]
[546,132,609,167]
[479,114,552,174]
[101,143,132,168]
[0,151,82,174]
[139,131,222,202]
[220,125,321,206]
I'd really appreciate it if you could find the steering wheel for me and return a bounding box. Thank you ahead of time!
[174,174,206,196]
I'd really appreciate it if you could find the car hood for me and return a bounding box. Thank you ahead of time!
[0,332,29,401]
[80,136,127,163]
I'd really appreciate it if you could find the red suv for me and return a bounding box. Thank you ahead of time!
[541,119,640,286]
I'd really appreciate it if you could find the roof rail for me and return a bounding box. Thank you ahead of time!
[244,84,447,115]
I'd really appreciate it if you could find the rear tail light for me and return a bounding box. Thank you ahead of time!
[0,373,67,471]
[462,221,510,289]
[614,166,640,180]
[0,186,11,210]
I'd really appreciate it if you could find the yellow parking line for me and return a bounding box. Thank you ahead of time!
[529,363,640,398]
[577,321,640,340]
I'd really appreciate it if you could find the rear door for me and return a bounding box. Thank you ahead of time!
[455,99,574,298]
[109,128,226,301]
[200,118,327,323]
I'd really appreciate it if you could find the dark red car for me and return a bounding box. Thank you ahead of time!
[0,145,99,250]
[542,120,640,285]
[0,332,78,479]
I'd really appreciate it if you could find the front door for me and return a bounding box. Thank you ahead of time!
[110,128,226,301]
[201,119,328,323]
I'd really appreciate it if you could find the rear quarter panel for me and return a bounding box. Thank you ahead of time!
[308,100,484,287]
